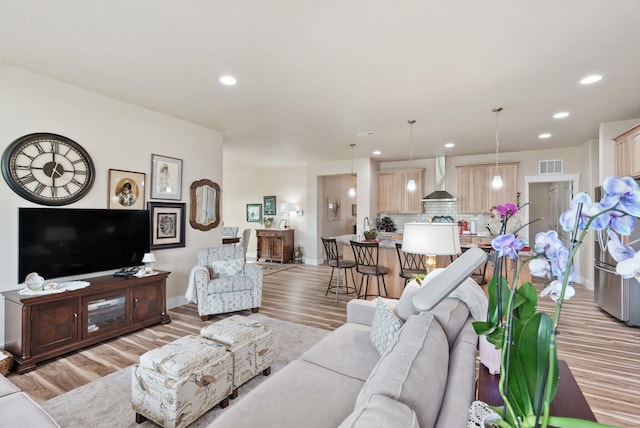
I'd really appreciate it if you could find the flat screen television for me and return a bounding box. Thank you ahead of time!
[18,208,150,282]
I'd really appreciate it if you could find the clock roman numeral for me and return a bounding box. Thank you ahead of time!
[19,174,37,185]
[71,158,85,165]
[51,186,57,198]
[51,141,59,153]
[34,183,46,195]
[70,178,83,187]
[34,142,45,154]
[15,164,31,170]
[74,170,87,175]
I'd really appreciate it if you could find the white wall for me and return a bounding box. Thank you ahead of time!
[0,64,224,345]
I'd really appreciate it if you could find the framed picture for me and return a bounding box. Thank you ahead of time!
[263,195,276,215]
[108,169,145,209]
[246,203,262,222]
[279,219,287,229]
[148,202,186,249]
[151,154,183,200]
[352,204,357,217]
[327,198,341,222]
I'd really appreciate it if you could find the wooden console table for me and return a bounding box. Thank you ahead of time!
[2,271,171,374]
[477,360,596,421]
[256,228,294,263]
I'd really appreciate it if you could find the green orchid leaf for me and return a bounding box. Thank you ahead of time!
[472,321,495,336]
[514,281,538,321]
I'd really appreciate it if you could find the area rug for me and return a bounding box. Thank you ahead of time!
[42,315,328,427]
[254,261,298,276]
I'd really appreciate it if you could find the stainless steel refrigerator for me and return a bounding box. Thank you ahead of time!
[594,185,640,326]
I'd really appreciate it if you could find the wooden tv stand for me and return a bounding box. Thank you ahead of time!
[2,271,171,374]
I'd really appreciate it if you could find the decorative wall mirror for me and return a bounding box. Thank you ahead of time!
[189,179,221,231]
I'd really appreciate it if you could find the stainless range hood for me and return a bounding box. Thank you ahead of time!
[422,156,457,201]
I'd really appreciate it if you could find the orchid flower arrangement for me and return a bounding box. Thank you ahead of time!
[472,176,637,428]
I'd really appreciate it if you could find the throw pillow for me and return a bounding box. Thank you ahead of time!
[209,258,244,279]
[396,280,421,322]
[339,394,420,428]
[370,298,403,355]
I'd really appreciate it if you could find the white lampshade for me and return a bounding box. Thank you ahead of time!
[401,223,461,256]
[280,203,298,213]
[492,174,503,189]
[142,253,156,263]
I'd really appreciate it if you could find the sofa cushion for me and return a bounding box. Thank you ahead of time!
[210,258,244,278]
[0,375,20,398]
[370,298,403,355]
[300,322,379,382]
[356,314,449,428]
[424,298,470,347]
[339,394,420,428]
[209,359,365,428]
[0,391,60,427]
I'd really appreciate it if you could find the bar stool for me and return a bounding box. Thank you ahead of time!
[395,242,427,288]
[350,240,389,299]
[321,237,358,303]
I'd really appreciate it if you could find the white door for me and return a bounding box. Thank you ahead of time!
[548,182,573,247]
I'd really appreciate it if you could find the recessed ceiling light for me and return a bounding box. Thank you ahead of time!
[444,142,455,148]
[553,112,570,119]
[357,131,375,137]
[580,75,602,85]
[539,133,552,139]
[372,150,381,156]
[219,75,237,85]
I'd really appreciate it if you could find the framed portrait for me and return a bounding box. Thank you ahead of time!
[263,195,276,215]
[246,203,262,222]
[148,202,186,249]
[151,154,183,200]
[108,169,145,209]
[278,218,287,229]
[352,204,357,217]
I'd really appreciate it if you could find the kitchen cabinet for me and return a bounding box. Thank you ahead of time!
[613,123,640,178]
[456,162,518,213]
[256,228,294,263]
[2,271,170,374]
[377,169,425,214]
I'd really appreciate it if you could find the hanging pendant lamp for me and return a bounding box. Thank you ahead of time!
[492,107,503,189]
[348,143,356,197]
[407,120,417,191]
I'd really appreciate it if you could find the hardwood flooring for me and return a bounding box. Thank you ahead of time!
[6,263,640,427]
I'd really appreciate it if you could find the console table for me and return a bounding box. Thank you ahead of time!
[2,271,171,374]
[256,228,294,263]
[477,360,596,421]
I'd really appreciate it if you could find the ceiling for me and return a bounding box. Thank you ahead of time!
[1,1,639,171]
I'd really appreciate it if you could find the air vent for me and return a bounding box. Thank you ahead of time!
[539,160,563,175]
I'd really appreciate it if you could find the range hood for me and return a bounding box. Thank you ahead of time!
[422,156,457,201]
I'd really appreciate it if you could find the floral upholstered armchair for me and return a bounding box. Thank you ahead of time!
[188,246,263,320]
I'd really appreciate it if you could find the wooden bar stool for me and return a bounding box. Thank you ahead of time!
[350,240,389,299]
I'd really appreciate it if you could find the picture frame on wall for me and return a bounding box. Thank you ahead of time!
[352,204,357,217]
[246,203,262,222]
[151,154,183,200]
[107,169,145,209]
[263,195,276,215]
[148,202,186,249]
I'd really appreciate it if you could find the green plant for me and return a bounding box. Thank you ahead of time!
[363,229,377,240]
[262,216,274,226]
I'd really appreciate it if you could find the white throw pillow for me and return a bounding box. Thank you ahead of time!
[209,258,244,278]
[370,298,403,355]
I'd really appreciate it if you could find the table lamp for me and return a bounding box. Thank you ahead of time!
[142,252,156,274]
[280,203,300,228]
[401,222,462,274]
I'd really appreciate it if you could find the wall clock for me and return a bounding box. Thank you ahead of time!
[1,133,96,205]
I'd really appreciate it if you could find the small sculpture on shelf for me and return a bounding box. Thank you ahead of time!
[376,216,397,232]
[24,272,44,292]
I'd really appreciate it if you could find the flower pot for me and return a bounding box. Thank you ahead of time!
[479,335,501,375]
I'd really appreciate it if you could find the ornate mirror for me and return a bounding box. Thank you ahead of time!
[189,179,221,231]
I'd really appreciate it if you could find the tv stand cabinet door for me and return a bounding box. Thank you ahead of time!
[31,297,79,357]
[132,280,168,324]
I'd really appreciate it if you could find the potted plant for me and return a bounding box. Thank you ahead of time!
[262,216,274,228]
[363,229,377,240]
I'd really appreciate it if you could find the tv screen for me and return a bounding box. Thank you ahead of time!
[18,208,150,282]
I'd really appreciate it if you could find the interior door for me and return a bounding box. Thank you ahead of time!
[548,182,573,247]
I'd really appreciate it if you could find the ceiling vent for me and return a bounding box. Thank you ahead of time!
[539,160,563,175]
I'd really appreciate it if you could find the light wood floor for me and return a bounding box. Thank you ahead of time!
[7,263,640,427]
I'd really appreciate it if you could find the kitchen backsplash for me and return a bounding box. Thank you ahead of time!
[379,201,492,234]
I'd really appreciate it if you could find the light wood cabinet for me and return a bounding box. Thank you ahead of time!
[2,271,170,373]
[377,169,425,214]
[256,229,294,263]
[614,123,640,178]
[456,162,518,213]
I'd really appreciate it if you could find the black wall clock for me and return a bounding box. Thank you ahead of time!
[1,133,96,205]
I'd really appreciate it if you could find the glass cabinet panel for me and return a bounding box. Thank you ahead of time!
[84,292,128,336]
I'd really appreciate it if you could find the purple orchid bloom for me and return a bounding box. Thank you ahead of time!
[492,233,527,260]
[540,279,575,302]
[533,231,565,259]
[529,258,551,278]
[496,203,518,219]
[559,192,608,231]
[607,230,635,262]
[616,251,640,279]
[601,176,640,217]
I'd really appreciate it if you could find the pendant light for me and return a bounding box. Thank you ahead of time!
[348,143,356,197]
[491,107,504,189]
[407,120,417,192]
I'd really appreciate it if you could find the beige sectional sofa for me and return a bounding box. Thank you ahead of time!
[210,276,485,428]
[0,373,59,427]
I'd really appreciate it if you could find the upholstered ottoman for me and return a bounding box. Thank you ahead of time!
[200,315,274,398]
[131,335,233,428]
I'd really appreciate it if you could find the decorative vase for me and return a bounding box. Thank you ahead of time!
[24,272,44,292]
[479,334,501,375]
